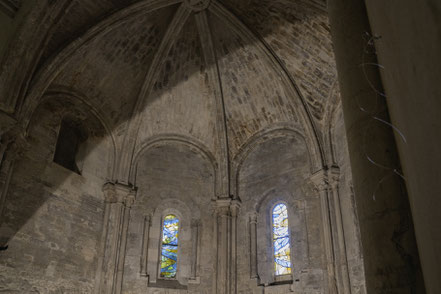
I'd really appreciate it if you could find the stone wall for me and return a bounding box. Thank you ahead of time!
[0,97,113,293]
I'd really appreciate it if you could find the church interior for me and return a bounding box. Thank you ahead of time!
[0,0,439,293]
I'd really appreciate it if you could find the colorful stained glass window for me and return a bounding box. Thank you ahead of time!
[160,214,179,278]
[272,203,292,276]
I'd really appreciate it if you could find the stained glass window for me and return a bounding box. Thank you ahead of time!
[160,214,179,278]
[272,203,292,276]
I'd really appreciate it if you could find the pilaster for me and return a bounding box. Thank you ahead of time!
[140,215,151,278]
[249,212,258,279]
[311,166,351,294]
[310,169,338,294]
[96,182,137,294]
[214,198,231,294]
[229,199,240,294]
[328,166,351,294]
[189,218,201,284]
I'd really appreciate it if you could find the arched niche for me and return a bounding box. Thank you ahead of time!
[26,90,116,180]
[122,140,216,293]
[234,130,327,293]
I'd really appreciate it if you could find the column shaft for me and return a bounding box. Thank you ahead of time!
[319,186,338,294]
[215,199,231,294]
[114,195,134,294]
[329,170,351,294]
[249,213,258,279]
[140,215,150,277]
[190,219,200,279]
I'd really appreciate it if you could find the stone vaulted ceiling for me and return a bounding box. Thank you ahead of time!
[1,0,338,183]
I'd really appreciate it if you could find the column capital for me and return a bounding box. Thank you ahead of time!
[124,194,136,208]
[102,182,137,204]
[310,169,330,192]
[102,182,117,203]
[328,165,341,185]
[214,198,231,216]
[230,199,241,217]
[1,124,29,162]
[249,212,258,224]
[310,166,341,191]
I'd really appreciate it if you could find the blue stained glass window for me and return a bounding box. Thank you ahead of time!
[272,203,292,276]
[160,214,179,278]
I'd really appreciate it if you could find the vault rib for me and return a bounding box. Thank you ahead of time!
[195,10,231,198]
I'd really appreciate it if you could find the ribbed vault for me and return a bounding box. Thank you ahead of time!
[5,0,338,184]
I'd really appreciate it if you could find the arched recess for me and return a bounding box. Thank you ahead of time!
[29,86,117,180]
[254,192,308,286]
[231,125,313,198]
[148,199,196,285]
[121,135,217,293]
[130,134,218,195]
[234,126,327,293]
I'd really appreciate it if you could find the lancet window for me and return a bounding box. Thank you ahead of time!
[160,214,180,278]
[272,203,292,276]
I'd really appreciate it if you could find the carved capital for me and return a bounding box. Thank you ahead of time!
[310,169,330,192]
[184,0,210,12]
[214,198,231,216]
[328,165,341,188]
[102,182,137,204]
[124,194,136,208]
[0,124,29,162]
[249,212,258,224]
[230,199,241,217]
[102,182,117,203]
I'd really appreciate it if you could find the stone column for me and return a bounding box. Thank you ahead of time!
[215,198,231,294]
[230,200,240,294]
[94,187,114,293]
[327,0,423,292]
[97,182,136,294]
[189,219,201,282]
[249,212,258,279]
[140,215,151,277]
[311,170,337,294]
[115,192,136,294]
[328,167,351,294]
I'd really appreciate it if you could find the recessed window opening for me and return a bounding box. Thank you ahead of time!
[53,118,87,174]
[160,214,180,279]
[272,203,292,276]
